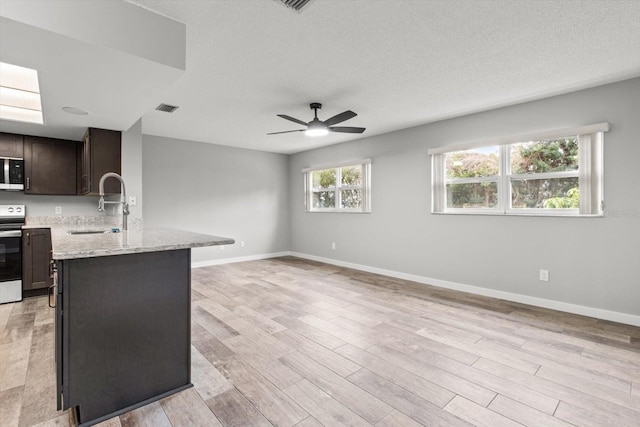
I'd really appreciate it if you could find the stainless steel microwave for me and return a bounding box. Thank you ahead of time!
[0,158,24,191]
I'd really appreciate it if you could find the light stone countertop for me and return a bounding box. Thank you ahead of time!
[26,224,234,260]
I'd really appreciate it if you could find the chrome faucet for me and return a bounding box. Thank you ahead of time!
[97,172,129,231]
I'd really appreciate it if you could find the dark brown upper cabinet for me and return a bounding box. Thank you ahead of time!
[22,228,53,291]
[81,128,121,195]
[24,136,78,195]
[0,132,24,158]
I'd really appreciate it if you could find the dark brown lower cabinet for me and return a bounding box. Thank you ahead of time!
[55,249,192,426]
[22,228,52,291]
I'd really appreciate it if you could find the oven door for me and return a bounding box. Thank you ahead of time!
[0,230,22,304]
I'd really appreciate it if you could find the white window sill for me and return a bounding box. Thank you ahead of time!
[432,211,604,218]
[306,210,371,214]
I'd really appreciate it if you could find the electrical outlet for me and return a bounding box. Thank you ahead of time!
[240,241,245,248]
[129,195,137,206]
[331,242,336,250]
[55,206,62,215]
[539,269,549,282]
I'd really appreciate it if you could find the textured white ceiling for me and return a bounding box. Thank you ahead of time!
[127,0,640,154]
[2,0,640,154]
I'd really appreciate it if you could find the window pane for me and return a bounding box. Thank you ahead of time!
[511,177,579,209]
[311,169,336,189]
[341,165,362,186]
[511,137,578,174]
[445,147,499,179]
[306,162,370,213]
[446,182,498,208]
[312,191,335,208]
[341,189,362,208]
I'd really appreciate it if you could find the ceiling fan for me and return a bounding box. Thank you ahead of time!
[268,103,366,137]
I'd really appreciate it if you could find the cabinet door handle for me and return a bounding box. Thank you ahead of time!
[48,284,55,308]
[26,177,30,190]
[26,232,30,245]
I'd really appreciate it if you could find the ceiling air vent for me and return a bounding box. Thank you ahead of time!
[277,0,314,12]
[155,103,179,113]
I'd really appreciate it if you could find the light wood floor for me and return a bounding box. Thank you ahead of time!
[1,256,639,426]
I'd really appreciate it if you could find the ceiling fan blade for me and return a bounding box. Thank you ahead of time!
[328,126,366,134]
[267,129,305,135]
[277,114,308,126]
[323,110,357,126]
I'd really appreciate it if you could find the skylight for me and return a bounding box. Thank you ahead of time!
[0,62,44,124]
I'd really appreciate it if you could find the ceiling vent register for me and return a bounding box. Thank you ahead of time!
[277,0,314,12]
[155,103,179,113]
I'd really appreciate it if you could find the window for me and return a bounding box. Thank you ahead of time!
[303,160,371,212]
[430,123,608,216]
[445,146,500,209]
[509,138,579,211]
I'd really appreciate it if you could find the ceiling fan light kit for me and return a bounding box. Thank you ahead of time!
[269,102,365,137]
[305,124,329,137]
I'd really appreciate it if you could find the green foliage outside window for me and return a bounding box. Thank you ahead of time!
[446,149,499,208]
[446,151,499,178]
[341,166,362,185]
[511,137,578,174]
[312,168,336,189]
[311,166,363,209]
[511,137,579,208]
[543,187,580,208]
[446,137,579,209]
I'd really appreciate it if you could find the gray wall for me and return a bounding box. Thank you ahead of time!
[142,135,290,263]
[289,78,640,317]
[121,119,143,222]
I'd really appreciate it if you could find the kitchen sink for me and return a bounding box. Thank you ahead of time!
[67,229,112,235]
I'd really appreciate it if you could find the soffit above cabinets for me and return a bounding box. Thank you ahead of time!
[0,0,185,141]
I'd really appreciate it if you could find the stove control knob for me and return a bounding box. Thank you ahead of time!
[7,207,14,213]
[16,207,22,213]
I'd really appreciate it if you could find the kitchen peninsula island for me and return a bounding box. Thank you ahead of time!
[50,226,234,426]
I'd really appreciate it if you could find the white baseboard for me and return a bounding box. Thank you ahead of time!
[289,252,640,327]
[191,251,290,268]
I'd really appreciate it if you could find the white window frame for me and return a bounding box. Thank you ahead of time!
[303,159,372,213]
[429,123,608,217]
